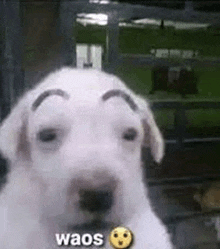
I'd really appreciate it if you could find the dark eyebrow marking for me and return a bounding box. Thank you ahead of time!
[32,89,70,111]
[102,89,138,111]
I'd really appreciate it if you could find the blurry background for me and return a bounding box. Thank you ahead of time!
[1,1,220,248]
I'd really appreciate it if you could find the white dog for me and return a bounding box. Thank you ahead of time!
[0,68,173,248]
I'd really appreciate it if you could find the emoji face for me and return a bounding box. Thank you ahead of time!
[109,226,133,249]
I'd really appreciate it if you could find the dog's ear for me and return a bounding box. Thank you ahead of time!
[136,96,164,164]
[0,94,30,162]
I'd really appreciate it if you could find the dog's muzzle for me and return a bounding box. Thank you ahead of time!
[79,190,113,213]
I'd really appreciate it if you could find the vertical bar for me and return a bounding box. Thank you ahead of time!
[1,0,24,120]
[11,1,24,102]
[0,1,5,120]
[106,10,119,74]
[59,0,77,67]
[87,45,92,65]
[174,104,186,149]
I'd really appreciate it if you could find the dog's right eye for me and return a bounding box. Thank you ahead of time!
[37,129,57,142]
[122,128,137,141]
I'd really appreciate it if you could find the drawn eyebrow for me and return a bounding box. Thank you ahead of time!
[32,89,70,111]
[101,89,138,112]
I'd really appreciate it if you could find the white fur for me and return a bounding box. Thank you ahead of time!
[0,68,173,248]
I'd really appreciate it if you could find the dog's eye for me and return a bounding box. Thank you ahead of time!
[38,129,57,142]
[123,128,137,141]
[114,233,118,238]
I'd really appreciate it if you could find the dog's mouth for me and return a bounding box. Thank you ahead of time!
[66,189,118,233]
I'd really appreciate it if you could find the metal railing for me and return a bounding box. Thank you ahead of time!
[145,101,220,242]
[151,100,220,149]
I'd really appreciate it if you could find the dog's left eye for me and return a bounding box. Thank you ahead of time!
[37,129,57,142]
[122,128,137,141]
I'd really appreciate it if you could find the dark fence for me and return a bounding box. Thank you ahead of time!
[144,100,220,247]
[151,100,220,149]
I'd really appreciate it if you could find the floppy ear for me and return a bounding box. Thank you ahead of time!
[0,94,30,162]
[136,96,164,164]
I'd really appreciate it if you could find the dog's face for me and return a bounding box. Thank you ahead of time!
[0,68,164,231]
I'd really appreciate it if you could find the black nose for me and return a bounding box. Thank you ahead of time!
[79,190,113,213]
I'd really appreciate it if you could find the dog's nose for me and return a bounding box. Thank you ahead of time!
[79,190,113,213]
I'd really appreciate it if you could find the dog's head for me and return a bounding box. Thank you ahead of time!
[0,67,164,229]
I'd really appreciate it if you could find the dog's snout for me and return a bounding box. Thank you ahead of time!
[79,190,113,213]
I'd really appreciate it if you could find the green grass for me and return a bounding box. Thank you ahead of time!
[76,24,220,57]
[198,70,220,97]
[186,109,220,128]
[114,65,220,129]
[115,65,153,95]
[115,64,220,98]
